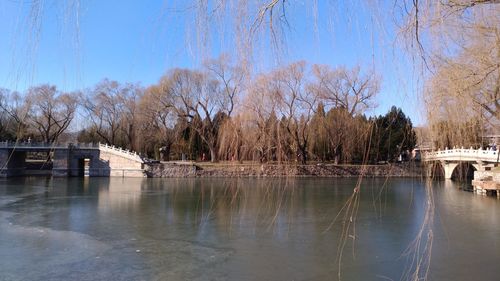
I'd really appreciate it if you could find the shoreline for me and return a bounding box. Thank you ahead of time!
[145,162,423,178]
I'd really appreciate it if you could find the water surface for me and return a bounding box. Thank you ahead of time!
[0,177,498,280]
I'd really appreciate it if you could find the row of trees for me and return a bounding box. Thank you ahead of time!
[0,85,77,143]
[0,58,416,164]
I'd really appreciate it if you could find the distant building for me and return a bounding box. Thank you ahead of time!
[412,145,432,161]
[412,126,433,161]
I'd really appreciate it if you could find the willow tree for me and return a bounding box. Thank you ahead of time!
[308,102,329,161]
[393,0,500,143]
[423,6,500,145]
[242,74,281,162]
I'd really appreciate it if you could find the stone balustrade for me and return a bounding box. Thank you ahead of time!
[98,143,144,163]
[424,148,499,162]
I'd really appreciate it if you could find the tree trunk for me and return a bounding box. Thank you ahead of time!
[210,146,217,162]
[298,145,307,164]
[128,124,135,151]
[160,144,171,161]
[333,145,342,164]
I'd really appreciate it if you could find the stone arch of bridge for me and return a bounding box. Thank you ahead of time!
[428,162,445,179]
[450,162,476,181]
[427,161,479,180]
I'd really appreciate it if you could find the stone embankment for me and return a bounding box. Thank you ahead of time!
[146,162,198,177]
[472,170,500,196]
[145,162,422,178]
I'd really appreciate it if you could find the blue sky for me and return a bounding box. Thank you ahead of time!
[0,0,424,125]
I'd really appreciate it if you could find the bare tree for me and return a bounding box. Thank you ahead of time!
[118,84,142,151]
[200,55,247,161]
[312,64,380,116]
[204,54,245,118]
[84,79,140,147]
[158,69,229,162]
[0,88,29,140]
[139,85,179,160]
[272,61,318,164]
[25,85,77,143]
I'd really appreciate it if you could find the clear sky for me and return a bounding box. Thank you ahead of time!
[0,0,424,125]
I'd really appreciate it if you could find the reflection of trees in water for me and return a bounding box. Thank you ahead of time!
[1,177,459,280]
[149,177,434,280]
[160,179,301,232]
[97,178,144,211]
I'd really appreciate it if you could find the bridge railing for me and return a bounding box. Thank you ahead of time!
[424,148,499,161]
[98,143,145,163]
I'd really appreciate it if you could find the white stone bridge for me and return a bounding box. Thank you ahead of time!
[423,148,499,179]
[0,141,148,177]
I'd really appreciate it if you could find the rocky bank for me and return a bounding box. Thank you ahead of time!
[145,162,422,178]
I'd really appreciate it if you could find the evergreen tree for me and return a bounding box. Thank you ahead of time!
[371,106,417,162]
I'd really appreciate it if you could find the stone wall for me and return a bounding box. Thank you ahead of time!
[146,163,197,177]
[472,170,500,195]
[146,162,422,178]
[0,150,26,177]
[88,150,145,177]
[55,148,146,177]
[474,170,500,182]
[53,149,69,176]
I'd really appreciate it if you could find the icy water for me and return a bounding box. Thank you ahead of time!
[0,177,499,281]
